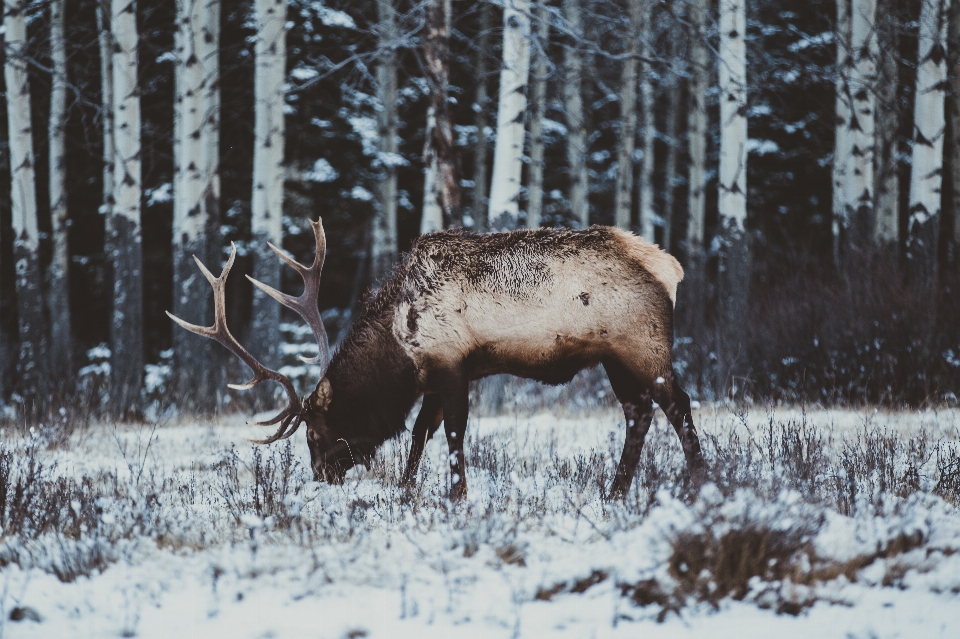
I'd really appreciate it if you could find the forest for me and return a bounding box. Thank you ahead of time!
[0,0,958,421]
[2,2,960,636]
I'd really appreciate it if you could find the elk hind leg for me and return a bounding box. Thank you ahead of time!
[603,359,655,499]
[652,373,704,475]
[403,393,444,485]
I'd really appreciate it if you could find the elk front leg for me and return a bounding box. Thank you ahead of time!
[434,368,470,501]
[603,359,655,499]
[403,393,444,484]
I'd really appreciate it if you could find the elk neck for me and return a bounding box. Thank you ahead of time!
[322,282,420,457]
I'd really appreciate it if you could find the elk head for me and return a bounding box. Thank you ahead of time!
[166,218,347,483]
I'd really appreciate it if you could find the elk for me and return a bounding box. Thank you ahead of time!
[168,218,704,500]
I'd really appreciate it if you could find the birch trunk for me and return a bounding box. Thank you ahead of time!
[251,0,287,377]
[373,0,399,281]
[48,0,73,379]
[526,2,550,229]
[717,0,749,389]
[172,0,215,411]
[845,0,878,256]
[614,0,640,230]
[488,0,532,231]
[5,0,48,416]
[563,0,589,227]
[97,0,115,221]
[832,0,852,265]
[420,0,462,233]
[202,0,221,269]
[202,0,224,406]
[471,1,493,230]
[906,0,951,285]
[111,0,144,415]
[874,0,900,245]
[685,0,709,329]
[638,0,655,242]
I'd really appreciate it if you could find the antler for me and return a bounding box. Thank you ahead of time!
[246,217,331,371]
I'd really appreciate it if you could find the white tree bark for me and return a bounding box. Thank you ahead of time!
[111,0,144,414]
[717,0,749,385]
[638,0,655,242]
[488,0,532,231]
[845,0,878,254]
[563,0,589,228]
[202,0,221,249]
[686,0,709,256]
[420,103,444,233]
[906,0,951,283]
[874,0,900,245]
[373,0,399,281]
[97,0,115,222]
[174,0,207,253]
[251,0,287,373]
[173,0,219,411]
[48,0,73,376]
[5,0,48,413]
[614,0,640,230]
[526,2,550,229]
[718,0,747,233]
[832,0,852,264]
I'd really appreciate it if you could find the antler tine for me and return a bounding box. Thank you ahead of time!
[166,243,304,435]
[245,217,331,370]
[247,413,303,445]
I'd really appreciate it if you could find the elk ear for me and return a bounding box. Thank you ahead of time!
[308,377,333,412]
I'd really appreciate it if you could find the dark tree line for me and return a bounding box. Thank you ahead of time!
[1,0,959,423]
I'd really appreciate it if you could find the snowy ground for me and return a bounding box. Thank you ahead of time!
[1,405,959,638]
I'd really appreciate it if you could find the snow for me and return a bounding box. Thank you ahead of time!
[2,407,959,637]
[304,158,338,183]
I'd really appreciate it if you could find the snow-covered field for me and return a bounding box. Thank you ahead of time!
[1,405,959,638]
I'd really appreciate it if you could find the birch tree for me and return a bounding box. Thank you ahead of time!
[614,0,640,230]
[526,2,550,229]
[420,0,462,233]
[97,0,115,223]
[686,0,709,311]
[906,0,951,285]
[488,0,532,231]
[638,0,655,242]
[172,0,215,410]
[372,0,399,282]
[202,0,221,268]
[874,0,900,245]
[5,0,48,415]
[48,0,72,378]
[717,0,749,383]
[111,0,144,414]
[832,0,852,265]
[563,0,589,227]
[251,0,287,373]
[844,0,878,255]
[471,1,493,230]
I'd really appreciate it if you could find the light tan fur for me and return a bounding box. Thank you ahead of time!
[609,228,684,305]
[391,228,680,388]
